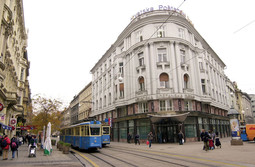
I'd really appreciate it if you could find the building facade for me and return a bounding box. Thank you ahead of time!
[78,82,92,123]
[90,9,231,143]
[0,0,31,137]
[249,94,255,123]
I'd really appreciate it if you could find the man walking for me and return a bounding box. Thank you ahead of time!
[1,135,11,160]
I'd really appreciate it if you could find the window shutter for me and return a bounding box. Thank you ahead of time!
[139,77,144,84]
[160,73,169,81]
[119,83,124,91]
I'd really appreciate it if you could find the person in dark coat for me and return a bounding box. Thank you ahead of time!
[134,134,140,145]
[127,133,131,143]
[10,135,19,159]
[178,130,184,145]
[200,129,210,151]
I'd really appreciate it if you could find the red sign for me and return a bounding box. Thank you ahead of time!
[0,103,3,111]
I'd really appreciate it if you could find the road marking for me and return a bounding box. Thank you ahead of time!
[115,146,246,167]
[71,149,99,167]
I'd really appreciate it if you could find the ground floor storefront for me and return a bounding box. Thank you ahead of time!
[110,114,230,143]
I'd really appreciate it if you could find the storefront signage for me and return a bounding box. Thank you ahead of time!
[0,103,3,111]
[131,5,187,21]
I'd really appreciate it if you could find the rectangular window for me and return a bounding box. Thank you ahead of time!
[138,102,148,113]
[184,100,192,111]
[201,79,206,94]
[180,50,186,64]
[157,26,165,37]
[138,52,144,66]
[119,83,124,98]
[119,62,124,74]
[178,28,185,39]
[160,100,173,111]
[160,81,169,88]
[136,30,143,42]
[157,48,167,62]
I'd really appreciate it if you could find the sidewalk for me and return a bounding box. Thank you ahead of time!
[0,143,82,167]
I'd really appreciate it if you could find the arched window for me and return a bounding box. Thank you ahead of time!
[184,74,189,89]
[138,76,145,91]
[159,73,169,88]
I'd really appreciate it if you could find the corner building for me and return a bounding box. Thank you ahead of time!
[90,9,230,143]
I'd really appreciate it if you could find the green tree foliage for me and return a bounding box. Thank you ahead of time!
[31,94,64,134]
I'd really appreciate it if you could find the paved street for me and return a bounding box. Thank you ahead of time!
[1,137,255,167]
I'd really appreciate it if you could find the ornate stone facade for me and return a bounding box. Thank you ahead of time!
[90,9,231,143]
[0,0,31,137]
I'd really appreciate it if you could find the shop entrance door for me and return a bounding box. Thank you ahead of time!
[157,125,177,143]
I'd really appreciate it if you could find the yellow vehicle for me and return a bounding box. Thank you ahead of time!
[246,124,255,141]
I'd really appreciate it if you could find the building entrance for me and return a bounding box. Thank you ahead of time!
[156,124,178,143]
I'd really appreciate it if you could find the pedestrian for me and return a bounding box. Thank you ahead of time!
[178,130,184,145]
[134,134,140,145]
[147,131,153,148]
[10,135,19,159]
[0,134,3,156]
[1,135,11,160]
[27,134,32,146]
[127,133,131,143]
[215,132,221,148]
[200,129,210,151]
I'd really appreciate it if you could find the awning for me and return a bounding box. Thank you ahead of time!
[0,123,12,130]
[148,112,190,123]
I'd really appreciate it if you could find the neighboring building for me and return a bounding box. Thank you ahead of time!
[78,82,92,123]
[240,92,253,124]
[90,8,230,143]
[249,94,255,123]
[60,107,71,128]
[0,0,31,137]
[70,95,79,125]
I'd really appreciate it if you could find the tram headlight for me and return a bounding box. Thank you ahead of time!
[94,140,97,143]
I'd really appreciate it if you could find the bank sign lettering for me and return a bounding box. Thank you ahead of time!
[131,5,186,21]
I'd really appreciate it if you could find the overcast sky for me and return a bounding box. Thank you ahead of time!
[23,0,255,106]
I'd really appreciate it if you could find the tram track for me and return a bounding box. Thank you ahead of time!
[89,152,138,167]
[106,146,229,167]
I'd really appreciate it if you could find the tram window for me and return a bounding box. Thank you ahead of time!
[85,126,89,136]
[102,127,110,135]
[81,126,85,136]
[71,128,74,135]
[90,127,100,135]
[68,129,71,135]
[62,130,65,135]
[76,127,80,136]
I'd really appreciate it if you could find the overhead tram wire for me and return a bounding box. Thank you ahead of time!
[93,0,187,100]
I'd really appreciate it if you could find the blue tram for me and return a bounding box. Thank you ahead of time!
[60,121,102,150]
[102,125,110,146]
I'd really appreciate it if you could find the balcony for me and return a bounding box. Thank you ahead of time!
[183,88,194,94]
[135,90,148,96]
[136,65,146,71]
[6,91,18,104]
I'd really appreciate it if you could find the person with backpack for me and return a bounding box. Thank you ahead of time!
[10,135,19,159]
[1,135,11,160]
